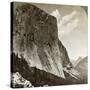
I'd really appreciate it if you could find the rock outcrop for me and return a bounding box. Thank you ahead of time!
[11,72,33,88]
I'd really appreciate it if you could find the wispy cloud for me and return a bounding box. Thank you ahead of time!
[51,10,79,37]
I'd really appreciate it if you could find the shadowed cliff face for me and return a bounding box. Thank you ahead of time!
[12,2,72,79]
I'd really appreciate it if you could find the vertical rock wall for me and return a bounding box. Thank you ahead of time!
[12,2,72,79]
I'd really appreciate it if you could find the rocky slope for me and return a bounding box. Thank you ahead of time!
[11,52,81,87]
[11,72,33,88]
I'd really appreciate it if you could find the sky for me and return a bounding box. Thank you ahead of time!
[30,3,88,60]
[50,7,88,60]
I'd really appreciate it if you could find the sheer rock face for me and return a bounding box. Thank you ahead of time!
[12,2,72,78]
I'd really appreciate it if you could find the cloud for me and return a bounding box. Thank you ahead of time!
[51,10,79,37]
[58,18,79,35]
[60,10,77,25]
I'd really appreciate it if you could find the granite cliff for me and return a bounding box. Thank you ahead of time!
[12,2,72,78]
[11,2,82,87]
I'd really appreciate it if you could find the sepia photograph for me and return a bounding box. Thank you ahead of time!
[11,2,88,88]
